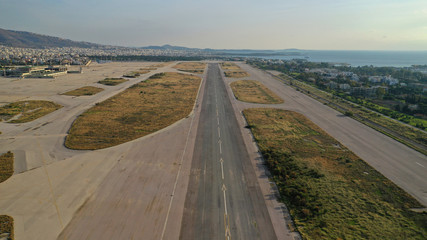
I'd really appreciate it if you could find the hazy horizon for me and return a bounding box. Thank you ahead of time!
[1,0,426,51]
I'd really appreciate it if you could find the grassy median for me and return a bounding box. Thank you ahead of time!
[0,151,13,183]
[0,152,14,239]
[173,62,206,74]
[0,215,13,240]
[243,108,426,239]
[98,78,128,86]
[221,62,241,70]
[62,86,104,96]
[123,70,150,78]
[224,71,250,78]
[230,80,283,104]
[221,62,250,78]
[65,72,201,150]
[0,100,62,123]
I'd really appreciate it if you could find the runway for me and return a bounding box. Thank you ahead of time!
[180,63,278,240]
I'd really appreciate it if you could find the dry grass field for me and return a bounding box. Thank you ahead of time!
[98,78,128,86]
[224,71,250,78]
[220,62,241,70]
[0,151,14,239]
[139,67,158,71]
[230,80,283,104]
[61,86,104,96]
[65,72,201,150]
[173,62,206,74]
[0,100,62,123]
[150,63,170,68]
[220,62,250,78]
[0,151,13,183]
[243,108,426,239]
[0,215,13,240]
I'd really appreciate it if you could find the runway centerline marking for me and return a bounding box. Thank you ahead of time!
[218,139,222,154]
[222,184,231,240]
[220,158,225,180]
[415,162,425,168]
[218,126,221,138]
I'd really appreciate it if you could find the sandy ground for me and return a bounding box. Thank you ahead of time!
[227,62,427,207]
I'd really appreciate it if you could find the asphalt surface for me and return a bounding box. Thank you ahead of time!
[180,63,277,240]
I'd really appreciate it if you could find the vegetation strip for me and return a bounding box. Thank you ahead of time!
[220,62,241,70]
[224,70,250,78]
[0,152,14,239]
[0,215,14,240]
[123,70,149,78]
[97,77,128,86]
[0,100,62,123]
[65,72,201,150]
[220,61,250,77]
[243,108,426,239]
[271,72,427,155]
[0,151,13,183]
[62,86,104,96]
[173,62,206,74]
[230,80,283,104]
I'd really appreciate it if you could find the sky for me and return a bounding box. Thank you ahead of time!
[0,0,426,50]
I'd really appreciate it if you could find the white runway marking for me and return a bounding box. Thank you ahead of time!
[220,158,224,180]
[415,162,425,168]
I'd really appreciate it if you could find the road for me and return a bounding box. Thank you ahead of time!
[230,63,427,207]
[180,63,278,240]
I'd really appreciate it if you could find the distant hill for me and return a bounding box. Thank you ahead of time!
[140,44,205,51]
[140,45,303,56]
[0,28,101,48]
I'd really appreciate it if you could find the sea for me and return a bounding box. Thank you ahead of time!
[223,50,427,68]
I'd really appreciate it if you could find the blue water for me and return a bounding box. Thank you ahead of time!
[231,50,427,67]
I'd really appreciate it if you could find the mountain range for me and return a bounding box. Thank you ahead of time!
[0,28,101,48]
[0,28,301,56]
